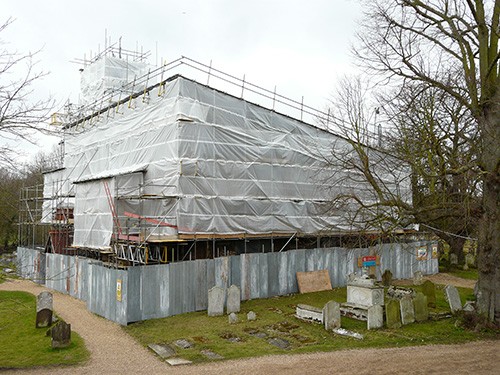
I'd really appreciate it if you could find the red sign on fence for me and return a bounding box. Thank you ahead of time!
[362,255,377,267]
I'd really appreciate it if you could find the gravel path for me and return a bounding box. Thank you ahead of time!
[1,276,498,374]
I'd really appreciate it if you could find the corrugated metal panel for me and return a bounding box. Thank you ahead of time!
[17,241,439,325]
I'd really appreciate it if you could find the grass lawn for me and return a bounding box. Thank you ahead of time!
[124,283,498,364]
[0,291,90,369]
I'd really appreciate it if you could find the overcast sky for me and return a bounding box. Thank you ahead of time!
[3,0,362,162]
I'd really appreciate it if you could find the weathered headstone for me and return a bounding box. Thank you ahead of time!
[332,328,364,340]
[323,300,341,330]
[228,312,238,324]
[413,271,423,285]
[382,270,393,287]
[465,253,475,267]
[296,304,323,323]
[207,286,225,316]
[400,295,415,325]
[51,321,71,348]
[444,285,462,313]
[385,299,401,329]
[413,292,429,322]
[36,291,53,328]
[421,280,436,308]
[449,253,458,265]
[226,285,241,314]
[247,311,257,321]
[148,343,176,359]
[367,305,384,329]
[463,301,475,312]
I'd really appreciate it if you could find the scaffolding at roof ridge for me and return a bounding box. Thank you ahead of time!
[55,56,345,136]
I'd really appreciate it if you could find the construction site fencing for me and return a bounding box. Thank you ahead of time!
[17,241,438,325]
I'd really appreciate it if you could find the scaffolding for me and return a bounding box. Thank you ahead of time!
[19,50,400,266]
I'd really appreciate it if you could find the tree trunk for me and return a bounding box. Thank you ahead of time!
[476,95,500,324]
[447,236,466,266]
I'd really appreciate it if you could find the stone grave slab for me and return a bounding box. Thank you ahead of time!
[51,321,71,348]
[296,304,323,323]
[208,286,225,316]
[148,343,176,359]
[201,349,224,360]
[332,328,364,340]
[174,339,193,349]
[166,358,192,366]
[367,305,384,329]
[422,280,436,308]
[444,285,462,313]
[36,291,53,328]
[296,270,332,293]
[400,295,415,325]
[385,299,401,329]
[268,337,290,350]
[413,292,429,322]
[323,300,341,330]
[226,285,241,314]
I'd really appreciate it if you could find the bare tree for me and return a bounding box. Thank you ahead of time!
[342,0,499,323]
[0,18,54,170]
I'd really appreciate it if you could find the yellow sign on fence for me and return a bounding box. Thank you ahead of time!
[116,279,122,302]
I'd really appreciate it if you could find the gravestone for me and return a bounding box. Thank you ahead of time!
[385,299,401,329]
[247,311,257,321]
[413,292,429,322]
[268,337,290,350]
[226,285,241,314]
[421,280,436,308]
[465,253,475,267]
[51,321,71,348]
[382,270,393,287]
[166,358,192,366]
[367,305,384,329]
[413,271,423,285]
[174,339,193,349]
[296,304,323,323]
[444,285,462,313]
[201,349,224,360]
[148,343,175,359]
[400,295,415,325]
[36,291,53,328]
[323,300,341,330]
[207,286,225,316]
[228,312,238,324]
[449,253,458,265]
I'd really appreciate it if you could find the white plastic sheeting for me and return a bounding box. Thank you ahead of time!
[80,56,149,105]
[44,75,411,249]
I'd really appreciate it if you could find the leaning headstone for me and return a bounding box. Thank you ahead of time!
[413,292,429,322]
[400,295,415,325]
[36,291,53,328]
[381,270,393,287]
[228,312,239,324]
[413,271,423,286]
[51,321,71,348]
[367,305,384,329]
[323,300,341,330]
[207,286,225,316]
[226,285,241,314]
[463,301,476,312]
[247,311,257,321]
[148,343,176,359]
[421,280,436,308]
[444,285,462,313]
[385,299,401,329]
